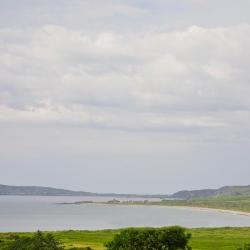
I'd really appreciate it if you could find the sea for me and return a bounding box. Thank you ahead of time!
[0,195,250,232]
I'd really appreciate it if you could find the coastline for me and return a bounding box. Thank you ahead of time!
[60,201,250,217]
[167,205,250,217]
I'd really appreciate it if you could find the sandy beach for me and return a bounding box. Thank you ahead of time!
[168,205,250,217]
[62,201,250,217]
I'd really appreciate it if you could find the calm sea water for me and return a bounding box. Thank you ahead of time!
[0,195,250,232]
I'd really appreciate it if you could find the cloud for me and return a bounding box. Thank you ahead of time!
[1,23,250,136]
[1,0,250,193]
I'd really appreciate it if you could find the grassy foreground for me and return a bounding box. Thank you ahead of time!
[0,227,250,250]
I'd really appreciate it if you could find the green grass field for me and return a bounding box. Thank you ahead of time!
[1,227,250,250]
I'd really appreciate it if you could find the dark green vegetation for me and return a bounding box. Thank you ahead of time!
[237,244,250,250]
[0,228,250,250]
[0,231,92,250]
[0,231,61,250]
[105,226,191,250]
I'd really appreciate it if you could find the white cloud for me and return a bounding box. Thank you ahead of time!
[1,24,250,137]
[1,0,250,192]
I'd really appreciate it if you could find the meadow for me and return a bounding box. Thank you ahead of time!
[0,227,250,250]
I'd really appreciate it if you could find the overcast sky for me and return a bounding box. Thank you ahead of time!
[0,0,250,194]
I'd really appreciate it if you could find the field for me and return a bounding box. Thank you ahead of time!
[0,227,250,250]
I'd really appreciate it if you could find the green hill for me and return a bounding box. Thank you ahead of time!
[170,185,250,199]
[0,184,94,196]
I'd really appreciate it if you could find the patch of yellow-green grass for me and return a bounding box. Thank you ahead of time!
[189,227,250,250]
[52,230,119,249]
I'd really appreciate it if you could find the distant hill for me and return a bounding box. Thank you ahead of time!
[0,184,168,198]
[0,184,94,196]
[1,184,250,199]
[169,185,250,199]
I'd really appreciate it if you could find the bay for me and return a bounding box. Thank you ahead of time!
[0,195,250,232]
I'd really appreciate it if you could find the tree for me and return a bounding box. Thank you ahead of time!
[158,226,192,250]
[105,226,192,250]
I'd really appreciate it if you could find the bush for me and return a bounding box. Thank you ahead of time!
[105,226,191,250]
[5,231,63,250]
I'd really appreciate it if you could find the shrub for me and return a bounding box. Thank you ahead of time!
[105,226,191,250]
[4,231,63,250]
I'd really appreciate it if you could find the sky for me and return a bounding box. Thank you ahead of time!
[0,0,250,194]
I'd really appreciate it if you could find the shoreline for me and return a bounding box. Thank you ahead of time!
[60,201,250,217]
[168,205,250,217]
